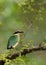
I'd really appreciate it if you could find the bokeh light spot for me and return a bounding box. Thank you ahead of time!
[31,0,35,3]
[0,21,2,25]
[31,8,34,11]
[39,17,43,20]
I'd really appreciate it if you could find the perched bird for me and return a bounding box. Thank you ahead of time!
[7,31,24,49]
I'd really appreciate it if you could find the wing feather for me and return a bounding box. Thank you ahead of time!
[7,35,18,49]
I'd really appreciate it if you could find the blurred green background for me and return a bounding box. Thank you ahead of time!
[0,0,46,65]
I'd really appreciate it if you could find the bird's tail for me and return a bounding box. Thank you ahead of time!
[7,46,12,49]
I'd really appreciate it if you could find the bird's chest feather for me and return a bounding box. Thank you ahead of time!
[12,36,20,48]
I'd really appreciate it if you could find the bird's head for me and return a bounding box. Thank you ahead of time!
[13,31,24,36]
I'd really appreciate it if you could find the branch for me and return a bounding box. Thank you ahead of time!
[6,46,46,60]
[0,46,46,65]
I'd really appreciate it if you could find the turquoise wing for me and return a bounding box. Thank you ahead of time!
[7,35,18,49]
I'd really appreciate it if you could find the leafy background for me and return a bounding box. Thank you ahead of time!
[0,0,46,65]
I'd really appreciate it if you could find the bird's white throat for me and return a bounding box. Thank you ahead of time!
[14,33,20,41]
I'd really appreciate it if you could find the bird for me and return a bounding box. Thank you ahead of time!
[7,31,24,49]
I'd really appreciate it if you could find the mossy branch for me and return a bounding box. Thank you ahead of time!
[0,46,46,65]
[6,46,46,60]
